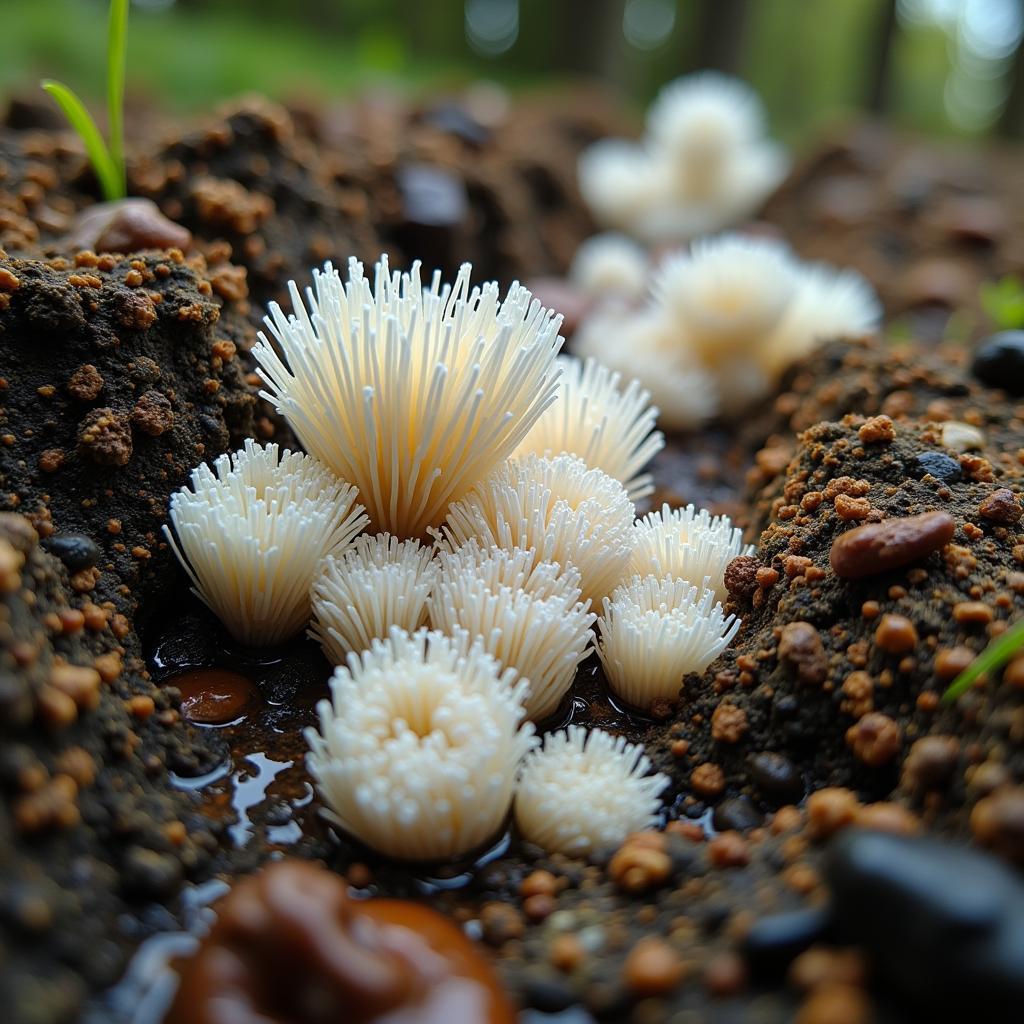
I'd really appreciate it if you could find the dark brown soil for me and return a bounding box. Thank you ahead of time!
[1,98,1023,1024]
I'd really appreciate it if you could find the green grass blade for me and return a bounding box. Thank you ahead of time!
[942,617,1024,703]
[107,0,129,196]
[41,80,122,202]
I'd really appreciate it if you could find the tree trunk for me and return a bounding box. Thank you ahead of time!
[689,0,750,73]
[865,0,899,115]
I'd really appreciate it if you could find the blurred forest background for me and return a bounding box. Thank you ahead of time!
[1,0,1024,142]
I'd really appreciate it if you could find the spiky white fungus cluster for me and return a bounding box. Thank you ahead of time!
[578,72,786,243]
[306,628,536,861]
[597,575,740,710]
[165,441,366,647]
[514,356,664,501]
[254,255,563,539]
[430,544,595,721]
[569,233,650,301]
[310,533,437,664]
[631,503,754,603]
[574,233,881,428]
[438,453,635,606]
[515,726,669,856]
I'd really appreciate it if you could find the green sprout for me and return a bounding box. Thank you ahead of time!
[980,275,1024,331]
[41,0,129,202]
[942,618,1024,703]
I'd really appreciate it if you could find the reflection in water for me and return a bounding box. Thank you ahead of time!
[229,752,293,847]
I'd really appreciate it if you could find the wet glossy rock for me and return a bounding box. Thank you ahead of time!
[742,907,829,976]
[908,451,961,484]
[66,198,192,254]
[972,331,1024,395]
[712,796,764,832]
[826,830,1024,1019]
[40,533,101,572]
[168,859,516,1023]
[829,511,955,579]
[749,752,804,806]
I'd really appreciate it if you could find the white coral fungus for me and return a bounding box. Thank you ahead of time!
[430,544,595,721]
[514,355,665,500]
[569,232,650,300]
[310,533,437,663]
[514,726,668,856]
[306,628,535,861]
[579,72,786,243]
[574,233,881,426]
[254,254,563,539]
[630,503,754,602]
[165,441,366,647]
[438,454,635,606]
[597,575,740,710]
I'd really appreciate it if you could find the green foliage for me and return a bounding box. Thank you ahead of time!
[942,618,1024,703]
[41,0,128,201]
[980,275,1024,331]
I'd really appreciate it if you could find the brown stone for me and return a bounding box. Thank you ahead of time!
[978,488,1022,524]
[778,621,828,686]
[829,511,955,579]
[67,198,192,255]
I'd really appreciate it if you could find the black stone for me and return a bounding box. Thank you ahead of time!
[522,975,578,1013]
[773,694,799,719]
[749,751,805,806]
[742,907,830,976]
[422,102,491,147]
[712,796,765,832]
[40,532,101,572]
[826,829,1024,1020]
[396,163,469,228]
[908,451,962,484]
[972,331,1024,395]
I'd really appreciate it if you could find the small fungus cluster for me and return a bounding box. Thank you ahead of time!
[576,233,881,428]
[167,254,744,862]
[578,72,787,243]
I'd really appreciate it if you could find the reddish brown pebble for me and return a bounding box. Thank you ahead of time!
[724,555,760,599]
[708,832,751,868]
[67,198,192,254]
[170,668,258,725]
[846,713,902,766]
[795,983,871,1024]
[829,511,955,579]
[550,934,585,973]
[807,788,860,840]
[1003,657,1024,690]
[971,788,1024,865]
[952,601,994,625]
[934,646,975,681]
[790,947,867,992]
[874,614,918,655]
[857,415,895,444]
[519,870,558,900]
[901,735,959,793]
[691,762,726,799]
[623,937,686,996]
[704,951,747,997]
[855,802,921,835]
[609,833,672,893]
[711,703,748,743]
[778,621,827,686]
[978,488,1022,524]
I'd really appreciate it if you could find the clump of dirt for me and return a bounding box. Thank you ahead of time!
[0,248,261,1022]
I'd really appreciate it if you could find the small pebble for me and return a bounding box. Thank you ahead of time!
[874,614,918,655]
[908,451,962,484]
[829,511,955,579]
[749,752,805,806]
[40,533,101,572]
[623,937,686,996]
[972,330,1024,395]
